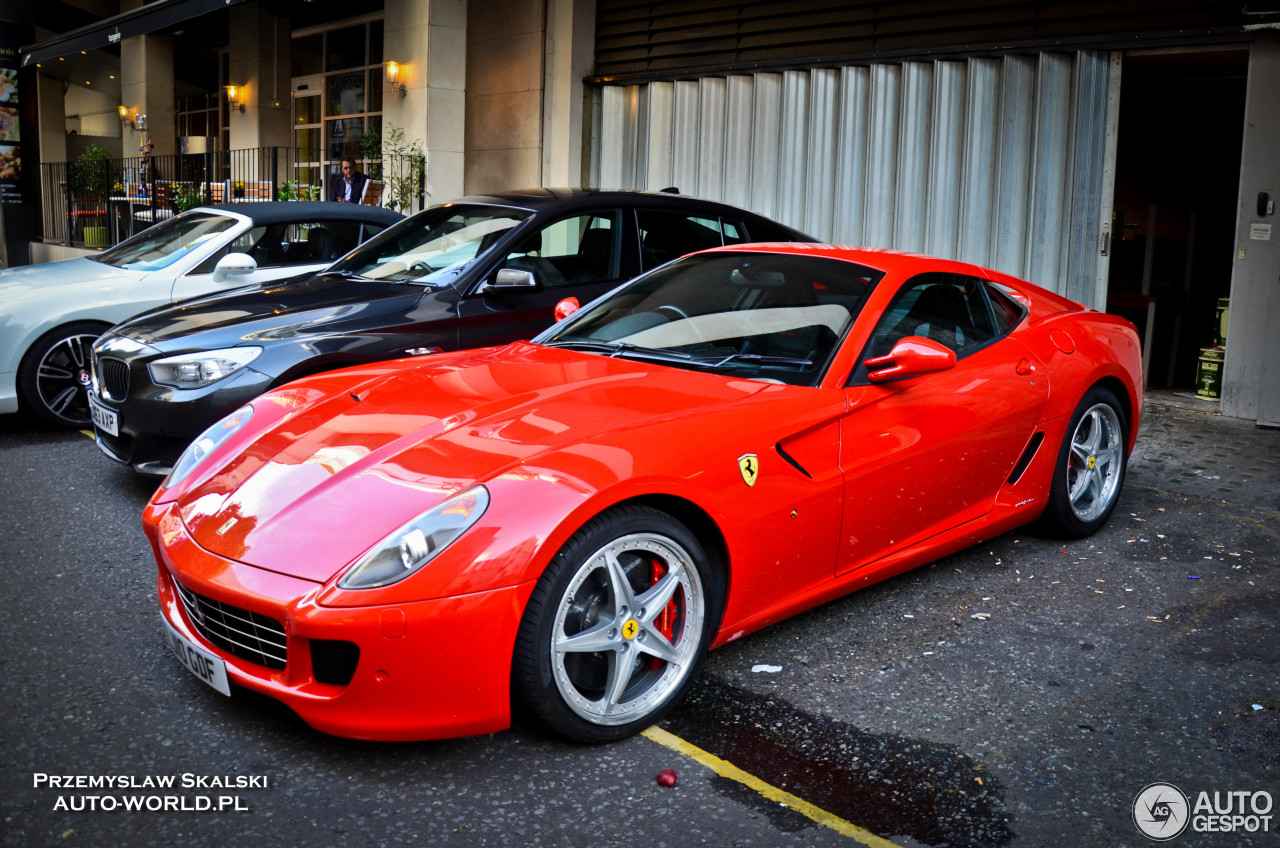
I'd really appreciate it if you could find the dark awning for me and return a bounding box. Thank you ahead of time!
[20,0,245,67]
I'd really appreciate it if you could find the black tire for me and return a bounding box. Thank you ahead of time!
[17,322,110,428]
[512,505,723,744]
[1040,385,1129,539]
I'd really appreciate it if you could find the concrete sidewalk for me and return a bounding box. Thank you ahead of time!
[1129,389,1280,511]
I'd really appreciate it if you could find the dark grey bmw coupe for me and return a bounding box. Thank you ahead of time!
[90,188,812,474]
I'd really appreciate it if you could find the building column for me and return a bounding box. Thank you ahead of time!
[35,73,66,166]
[385,0,465,208]
[541,0,594,187]
[1222,34,1280,425]
[120,34,174,156]
[228,1,292,151]
[464,0,540,194]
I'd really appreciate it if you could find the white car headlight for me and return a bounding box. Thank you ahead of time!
[149,346,263,389]
[165,405,254,488]
[340,487,490,590]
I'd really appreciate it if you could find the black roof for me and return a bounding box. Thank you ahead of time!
[443,188,809,232]
[201,201,405,226]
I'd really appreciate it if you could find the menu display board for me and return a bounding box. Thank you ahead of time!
[0,46,19,205]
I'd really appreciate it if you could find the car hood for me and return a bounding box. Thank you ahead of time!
[114,273,424,348]
[177,343,773,582]
[0,257,138,304]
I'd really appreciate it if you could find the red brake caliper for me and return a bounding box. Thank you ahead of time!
[646,560,678,669]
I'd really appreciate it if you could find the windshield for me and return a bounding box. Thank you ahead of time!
[92,211,239,271]
[537,252,883,386]
[331,203,532,284]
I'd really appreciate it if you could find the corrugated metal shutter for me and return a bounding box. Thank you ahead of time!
[596,50,1116,304]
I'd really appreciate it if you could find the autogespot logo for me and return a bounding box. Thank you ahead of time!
[1134,783,1190,841]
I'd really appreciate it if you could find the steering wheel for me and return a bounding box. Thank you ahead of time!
[655,304,689,321]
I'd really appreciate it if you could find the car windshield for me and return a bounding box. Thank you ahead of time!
[331,203,532,284]
[537,252,883,386]
[92,211,240,271]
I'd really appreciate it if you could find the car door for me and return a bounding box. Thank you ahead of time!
[455,208,635,348]
[170,218,364,302]
[836,272,1049,574]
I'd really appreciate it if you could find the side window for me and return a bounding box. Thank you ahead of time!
[868,273,997,358]
[190,226,267,275]
[277,220,364,264]
[503,210,622,288]
[636,210,726,271]
[721,219,747,245]
[985,282,1027,334]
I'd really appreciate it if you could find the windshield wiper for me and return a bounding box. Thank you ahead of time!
[543,339,695,364]
[694,352,813,368]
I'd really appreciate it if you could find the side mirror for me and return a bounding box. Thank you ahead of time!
[864,336,957,383]
[554,297,580,321]
[478,267,540,295]
[211,252,257,283]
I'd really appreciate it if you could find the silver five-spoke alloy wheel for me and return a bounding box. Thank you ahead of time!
[551,532,705,726]
[1066,401,1124,523]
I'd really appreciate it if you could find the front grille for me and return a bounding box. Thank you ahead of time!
[153,437,188,469]
[99,356,130,401]
[175,582,287,670]
[97,429,133,463]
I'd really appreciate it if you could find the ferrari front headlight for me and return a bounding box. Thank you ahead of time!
[339,487,490,590]
[165,404,255,488]
[149,346,263,389]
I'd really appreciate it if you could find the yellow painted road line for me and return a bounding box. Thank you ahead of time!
[642,725,904,847]
[80,430,94,439]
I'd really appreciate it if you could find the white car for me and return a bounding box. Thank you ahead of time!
[0,201,402,427]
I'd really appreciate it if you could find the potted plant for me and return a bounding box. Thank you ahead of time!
[233,179,245,199]
[69,145,112,246]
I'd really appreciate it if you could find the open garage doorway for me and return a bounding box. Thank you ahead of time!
[1107,47,1248,390]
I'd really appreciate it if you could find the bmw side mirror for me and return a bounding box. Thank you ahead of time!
[864,336,956,383]
[478,267,541,295]
[211,252,258,283]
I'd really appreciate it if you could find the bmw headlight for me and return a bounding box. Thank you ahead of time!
[340,487,490,590]
[165,405,254,488]
[149,346,263,389]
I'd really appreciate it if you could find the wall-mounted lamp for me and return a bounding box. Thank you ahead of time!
[227,85,245,113]
[119,106,146,131]
[386,61,406,97]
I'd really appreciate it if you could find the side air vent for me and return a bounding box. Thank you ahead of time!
[1008,432,1045,485]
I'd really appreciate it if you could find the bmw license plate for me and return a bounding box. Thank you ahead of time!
[162,616,231,696]
[88,395,119,437]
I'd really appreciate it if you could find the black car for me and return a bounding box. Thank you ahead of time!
[89,188,813,474]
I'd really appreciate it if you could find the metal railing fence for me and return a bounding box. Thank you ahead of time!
[40,146,426,248]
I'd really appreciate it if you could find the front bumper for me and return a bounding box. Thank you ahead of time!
[144,501,534,741]
[93,361,273,475]
[0,371,17,415]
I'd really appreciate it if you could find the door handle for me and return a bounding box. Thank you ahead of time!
[1016,358,1037,375]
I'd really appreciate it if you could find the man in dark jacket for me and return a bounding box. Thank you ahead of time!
[330,157,368,203]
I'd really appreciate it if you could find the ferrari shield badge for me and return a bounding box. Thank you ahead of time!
[738,453,759,487]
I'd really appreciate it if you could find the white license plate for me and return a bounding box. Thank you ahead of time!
[163,617,231,696]
[88,395,119,437]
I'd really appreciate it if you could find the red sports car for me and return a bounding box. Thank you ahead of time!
[143,244,1142,743]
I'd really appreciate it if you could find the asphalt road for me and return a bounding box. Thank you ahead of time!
[1,395,1276,848]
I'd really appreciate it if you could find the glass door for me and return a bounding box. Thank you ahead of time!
[292,74,324,200]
